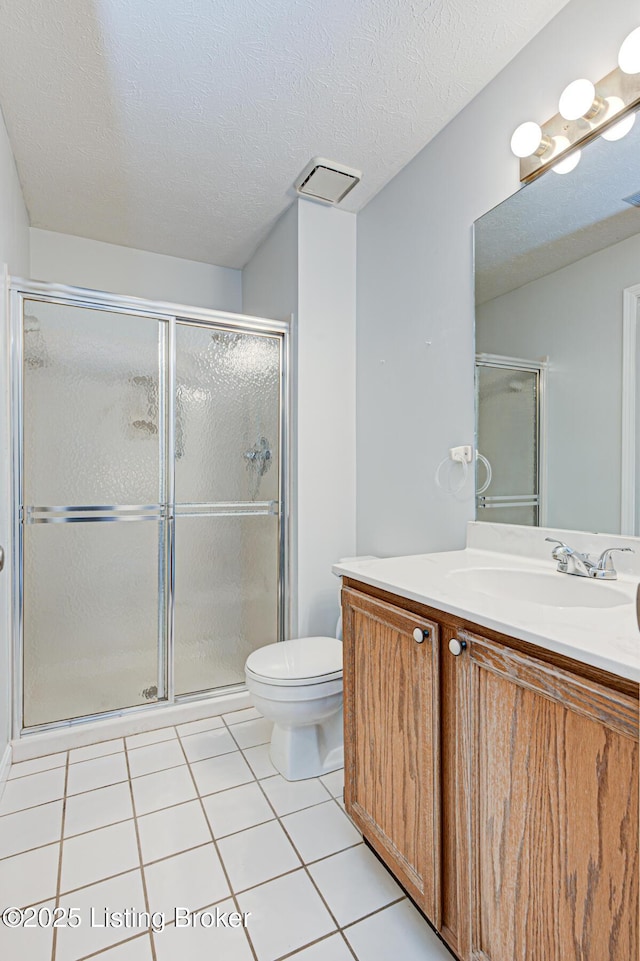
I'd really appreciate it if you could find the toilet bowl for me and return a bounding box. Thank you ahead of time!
[245,636,344,781]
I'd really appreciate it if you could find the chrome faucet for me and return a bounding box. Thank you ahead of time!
[545,538,633,580]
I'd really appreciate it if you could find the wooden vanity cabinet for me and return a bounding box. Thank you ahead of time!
[455,629,638,961]
[341,586,441,921]
[342,580,639,961]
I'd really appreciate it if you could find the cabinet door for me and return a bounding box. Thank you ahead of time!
[342,587,440,919]
[454,630,638,961]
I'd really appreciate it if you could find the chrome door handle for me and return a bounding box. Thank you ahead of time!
[413,627,430,643]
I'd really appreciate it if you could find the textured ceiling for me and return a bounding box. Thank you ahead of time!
[476,114,640,304]
[0,0,570,268]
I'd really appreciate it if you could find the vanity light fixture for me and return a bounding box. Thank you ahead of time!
[511,26,640,182]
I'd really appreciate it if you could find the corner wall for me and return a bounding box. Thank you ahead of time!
[0,106,29,773]
[242,200,357,637]
[355,0,638,558]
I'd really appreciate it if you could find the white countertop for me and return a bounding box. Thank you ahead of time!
[333,546,640,682]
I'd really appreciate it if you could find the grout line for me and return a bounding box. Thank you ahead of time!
[51,751,70,961]
[123,738,159,961]
[74,931,151,961]
[251,776,346,945]
[172,725,260,961]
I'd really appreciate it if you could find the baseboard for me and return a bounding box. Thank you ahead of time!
[0,740,12,802]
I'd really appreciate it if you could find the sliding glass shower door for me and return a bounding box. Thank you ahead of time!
[16,288,286,731]
[173,323,282,696]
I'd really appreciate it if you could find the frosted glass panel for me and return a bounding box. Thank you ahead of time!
[476,366,538,497]
[174,514,279,695]
[23,521,161,727]
[24,300,163,505]
[175,325,281,503]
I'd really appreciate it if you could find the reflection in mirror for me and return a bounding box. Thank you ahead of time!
[475,107,640,536]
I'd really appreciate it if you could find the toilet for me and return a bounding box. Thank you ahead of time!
[245,629,344,781]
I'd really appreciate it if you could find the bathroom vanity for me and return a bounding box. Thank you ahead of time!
[335,527,639,961]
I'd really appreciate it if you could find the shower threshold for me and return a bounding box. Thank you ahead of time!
[11,687,253,764]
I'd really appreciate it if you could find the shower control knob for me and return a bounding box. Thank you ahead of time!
[449,637,467,656]
[413,628,429,643]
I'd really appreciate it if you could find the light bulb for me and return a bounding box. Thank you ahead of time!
[618,26,640,74]
[558,79,596,120]
[601,112,635,141]
[510,121,544,158]
[552,149,581,175]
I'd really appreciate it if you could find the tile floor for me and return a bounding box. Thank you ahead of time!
[0,708,454,961]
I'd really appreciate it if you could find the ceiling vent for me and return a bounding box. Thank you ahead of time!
[622,190,640,207]
[294,157,361,205]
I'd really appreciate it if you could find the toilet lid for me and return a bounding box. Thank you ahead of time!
[245,637,342,683]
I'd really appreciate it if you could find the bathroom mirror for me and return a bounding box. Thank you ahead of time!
[474,109,640,536]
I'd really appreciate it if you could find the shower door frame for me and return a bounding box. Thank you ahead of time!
[9,278,291,737]
[475,352,548,526]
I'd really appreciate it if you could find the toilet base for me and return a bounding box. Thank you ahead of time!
[269,705,344,781]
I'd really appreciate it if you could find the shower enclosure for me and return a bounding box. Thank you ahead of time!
[475,353,546,526]
[11,280,289,734]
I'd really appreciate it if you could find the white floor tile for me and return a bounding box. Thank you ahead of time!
[237,869,335,961]
[260,774,330,816]
[202,782,274,838]
[308,844,403,926]
[126,728,177,750]
[223,707,261,725]
[0,767,66,814]
[190,752,254,797]
[242,744,277,779]
[138,800,211,863]
[345,900,452,960]
[131,765,196,816]
[66,753,128,796]
[288,934,354,961]
[176,716,225,737]
[282,800,361,863]
[229,717,273,749]
[69,738,125,764]
[56,870,147,961]
[64,782,134,837]
[127,739,186,778]
[0,900,55,961]
[153,898,253,961]
[0,843,60,908]
[8,752,66,780]
[218,820,300,892]
[60,820,139,893]
[97,934,154,959]
[0,800,63,858]
[144,844,230,917]
[180,728,238,763]
[319,769,344,798]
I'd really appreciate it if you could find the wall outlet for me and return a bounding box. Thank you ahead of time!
[450,445,473,463]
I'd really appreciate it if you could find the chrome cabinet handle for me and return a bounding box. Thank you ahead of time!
[413,627,430,643]
[0,546,4,572]
[449,637,467,656]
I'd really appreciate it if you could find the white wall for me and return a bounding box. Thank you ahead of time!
[31,229,242,312]
[477,231,640,534]
[242,200,357,637]
[242,206,298,323]
[0,107,29,766]
[297,201,357,636]
[355,0,639,558]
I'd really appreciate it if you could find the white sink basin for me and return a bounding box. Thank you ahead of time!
[447,567,631,609]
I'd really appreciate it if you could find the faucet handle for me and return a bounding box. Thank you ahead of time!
[545,537,571,556]
[594,547,634,575]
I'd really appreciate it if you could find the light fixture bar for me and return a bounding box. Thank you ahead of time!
[519,64,640,183]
